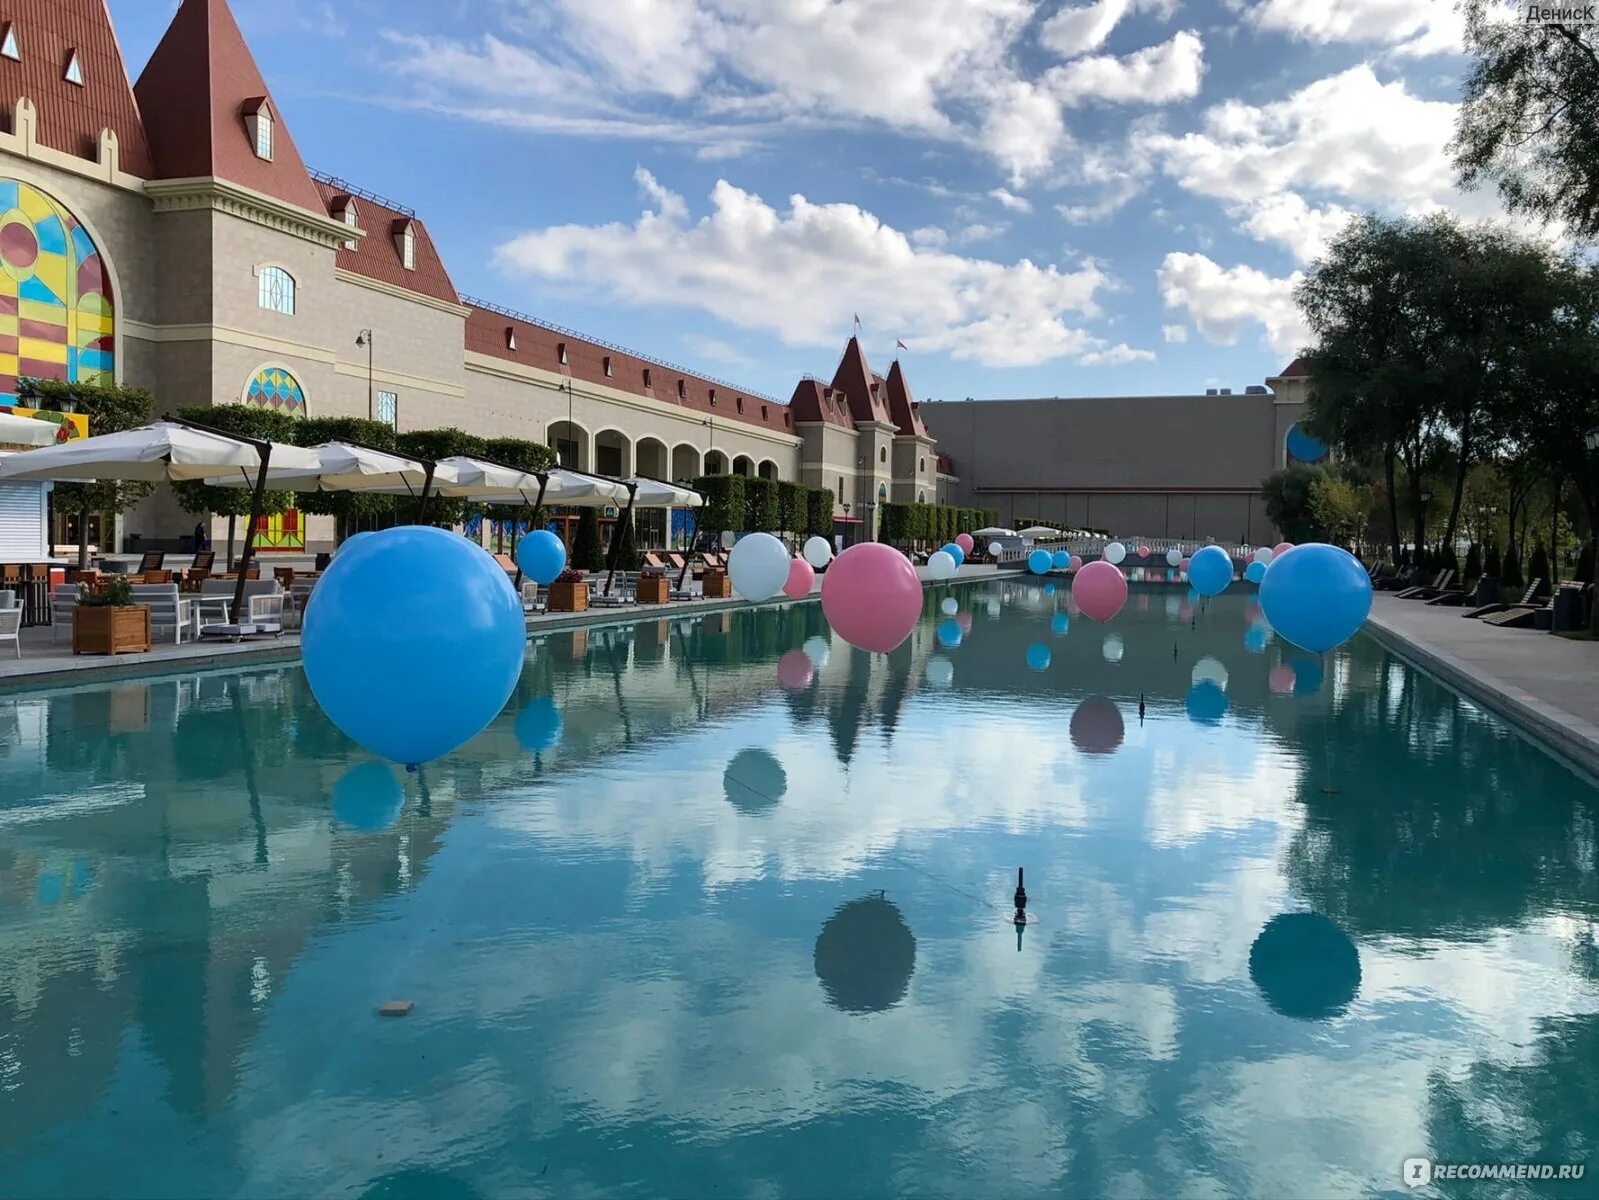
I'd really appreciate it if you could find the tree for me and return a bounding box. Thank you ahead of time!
[1453,3,1599,241]
[743,476,779,532]
[396,429,487,527]
[1485,543,1502,579]
[18,378,153,567]
[1529,540,1552,590]
[572,507,603,571]
[693,475,745,543]
[167,404,297,568]
[1262,465,1330,544]
[480,436,557,545]
[1464,542,1483,583]
[1309,474,1373,552]
[608,510,639,572]
[292,415,398,541]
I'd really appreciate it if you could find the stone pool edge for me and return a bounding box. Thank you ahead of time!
[1363,612,1599,781]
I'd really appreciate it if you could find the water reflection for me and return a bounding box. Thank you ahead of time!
[814,893,917,1014]
[1248,912,1362,1020]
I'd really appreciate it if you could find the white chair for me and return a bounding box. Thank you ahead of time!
[50,584,79,642]
[130,583,193,645]
[197,579,284,628]
[285,579,317,629]
[0,606,19,658]
[0,589,15,608]
[521,580,545,615]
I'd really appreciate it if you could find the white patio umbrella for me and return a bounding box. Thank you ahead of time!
[199,441,430,494]
[625,477,703,509]
[1019,525,1061,538]
[0,412,65,448]
[973,526,1017,537]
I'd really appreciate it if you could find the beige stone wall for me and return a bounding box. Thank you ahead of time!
[327,275,467,428]
[797,423,861,509]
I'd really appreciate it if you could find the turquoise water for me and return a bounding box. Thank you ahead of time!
[2,581,1597,1199]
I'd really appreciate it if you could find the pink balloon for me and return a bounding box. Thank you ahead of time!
[1179,600,1194,622]
[1269,665,1295,694]
[1273,542,1294,558]
[1068,554,1083,572]
[1137,546,1150,558]
[783,557,815,600]
[1180,556,1191,571]
[1244,599,1263,626]
[1070,696,1124,756]
[821,542,923,654]
[777,649,814,691]
[955,612,973,634]
[955,533,974,555]
[1074,560,1128,623]
[1137,593,1150,612]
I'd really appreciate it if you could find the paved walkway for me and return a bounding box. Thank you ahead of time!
[1365,593,1599,778]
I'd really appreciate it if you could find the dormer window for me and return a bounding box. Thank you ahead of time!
[761,405,768,420]
[392,219,416,270]
[334,198,360,250]
[1,24,20,63]
[642,368,652,388]
[64,49,84,86]
[708,388,717,406]
[736,397,744,414]
[678,379,687,399]
[557,342,568,365]
[505,326,517,350]
[243,98,273,160]
[603,356,613,377]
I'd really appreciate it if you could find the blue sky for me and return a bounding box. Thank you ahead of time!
[113,0,1490,403]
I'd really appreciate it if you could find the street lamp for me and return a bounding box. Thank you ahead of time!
[355,330,373,420]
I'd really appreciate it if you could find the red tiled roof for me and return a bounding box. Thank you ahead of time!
[0,1,154,177]
[312,178,459,307]
[1278,357,1310,378]
[789,378,855,429]
[830,337,892,425]
[936,451,955,475]
[885,360,927,437]
[133,0,324,213]
[465,306,794,438]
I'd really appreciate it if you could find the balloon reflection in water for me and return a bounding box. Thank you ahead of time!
[1102,634,1124,663]
[956,612,974,634]
[815,894,917,1013]
[1185,681,1228,726]
[331,762,405,832]
[1044,582,1056,597]
[1070,695,1124,756]
[1249,912,1361,1020]
[1244,624,1271,654]
[724,748,788,814]
[1268,665,1296,694]
[777,649,814,691]
[514,695,563,753]
[1291,655,1325,695]
[937,619,964,649]
[803,635,832,669]
[940,597,959,616]
[1191,656,1228,688]
[1051,612,1070,636]
[1026,644,1052,671]
[925,656,954,687]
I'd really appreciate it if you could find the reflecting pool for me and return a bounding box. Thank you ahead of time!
[2,581,1597,1198]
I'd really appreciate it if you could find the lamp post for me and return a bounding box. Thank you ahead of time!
[355,330,373,420]
[1419,488,1432,565]
[842,502,851,547]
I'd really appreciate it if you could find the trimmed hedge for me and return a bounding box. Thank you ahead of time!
[693,474,746,539]
[806,487,835,537]
[694,475,836,538]
[744,476,780,533]
[877,502,997,547]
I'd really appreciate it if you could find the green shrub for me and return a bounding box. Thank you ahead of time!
[694,475,746,540]
[572,508,604,570]
[743,476,779,532]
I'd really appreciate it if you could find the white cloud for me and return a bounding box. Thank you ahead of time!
[954,221,1010,244]
[1157,252,1310,356]
[496,173,1127,369]
[1078,343,1156,366]
[1049,31,1206,107]
[1235,0,1465,57]
[1039,0,1134,57]
[989,187,1034,213]
[910,225,950,248]
[1162,323,1188,343]
[633,167,687,222]
[1239,192,1357,263]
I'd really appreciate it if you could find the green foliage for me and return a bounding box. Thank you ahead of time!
[694,474,746,539]
[1464,542,1483,582]
[572,507,604,571]
[1503,546,1525,587]
[1578,541,1595,586]
[609,510,639,571]
[806,487,834,537]
[78,576,133,607]
[168,404,297,521]
[395,428,488,526]
[743,476,779,532]
[480,437,557,523]
[1263,465,1332,544]
[1309,473,1374,549]
[1485,543,1502,578]
[1529,540,1551,588]
[291,416,399,532]
[775,481,802,535]
[878,501,984,546]
[1454,3,1599,242]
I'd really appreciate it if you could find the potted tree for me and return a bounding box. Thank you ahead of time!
[548,567,589,613]
[73,576,151,656]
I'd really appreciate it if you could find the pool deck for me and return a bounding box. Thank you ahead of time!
[0,563,1011,693]
[1366,593,1599,778]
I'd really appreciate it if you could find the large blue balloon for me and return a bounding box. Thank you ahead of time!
[942,542,965,566]
[1244,561,1266,584]
[516,529,568,586]
[1243,624,1269,654]
[1259,543,1372,653]
[936,619,964,649]
[304,527,527,767]
[514,695,563,753]
[1026,643,1052,672]
[1188,546,1234,597]
[1186,681,1228,725]
[1052,550,1071,570]
[1028,549,1052,575]
[331,762,405,832]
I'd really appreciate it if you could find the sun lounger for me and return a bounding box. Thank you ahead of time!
[135,551,165,574]
[1464,579,1541,620]
[1395,569,1451,600]
[1481,592,1554,628]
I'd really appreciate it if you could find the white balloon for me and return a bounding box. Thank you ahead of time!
[1102,634,1125,663]
[1252,547,1274,566]
[925,656,955,688]
[1104,542,1127,565]
[802,635,831,669]
[727,532,792,601]
[1191,656,1229,689]
[988,541,1003,558]
[940,597,959,616]
[986,600,1001,618]
[1165,594,1181,618]
[803,536,834,569]
[1166,548,1183,567]
[928,550,957,580]
[721,530,738,551]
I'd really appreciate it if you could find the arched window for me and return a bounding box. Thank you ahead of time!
[257,266,295,315]
[879,446,887,464]
[878,483,888,501]
[919,457,925,473]
[918,490,926,503]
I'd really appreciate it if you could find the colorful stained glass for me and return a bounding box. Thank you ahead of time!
[244,365,308,548]
[0,179,115,404]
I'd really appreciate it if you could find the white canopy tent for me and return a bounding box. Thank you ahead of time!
[199,441,430,495]
[1018,525,1061,538]
[625,477,704,509]
[0,413,65,448]
[974,526,1017,538]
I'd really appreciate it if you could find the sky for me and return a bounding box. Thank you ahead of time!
[110,0,1508,404]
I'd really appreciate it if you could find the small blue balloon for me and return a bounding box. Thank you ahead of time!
[1051,612,1070,636]
[1186,681,1228,725]
[514,695,563,753]
[1244,624,1269,654]
[1028,549,1053,575]
[1188,546,1234,597]
[937,619,964,649]
[1052,550,1071,570]
[332,762,405,832]
[1244,561,1266,584]
[1044,582,1056,596]
[1026,643,1052,672]
[516,529,568,586]
[1259,543,1373,653]
[942,543,965,566]
[303,527,527,767]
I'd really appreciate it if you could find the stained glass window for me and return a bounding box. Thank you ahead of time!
[246,366,306,416]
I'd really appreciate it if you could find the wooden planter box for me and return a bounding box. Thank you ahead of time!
[548,579,589,612]
[73,605,151,656]
[702,569,732,599]
[636,574,671,604]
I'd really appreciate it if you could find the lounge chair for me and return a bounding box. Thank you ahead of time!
[130,583,193,645]
[1394,569,1451,600]
[184,550,215,585]
[196,579,284,632]
[50,584,79,643]
[1466,579,1542,620]
[494,553,518,576]
[1481,591,1554,629]
[1426,575,1476,606]
[0,604,17,659]
[135,551,165,574]
[1375,566,1420,592]
[642,552,666,570]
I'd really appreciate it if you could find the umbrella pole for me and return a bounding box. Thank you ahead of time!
[517,475,549,590]
[604,482,639,597]
[415,462,437,525]
[677,509,698,591]
[233,441,273,624]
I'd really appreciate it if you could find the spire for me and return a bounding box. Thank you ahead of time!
[884,360,927,437]
[134,0,323,213]
[0,1,154,177]
[829,335,889,425]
